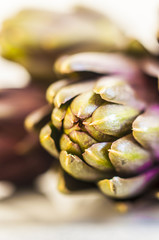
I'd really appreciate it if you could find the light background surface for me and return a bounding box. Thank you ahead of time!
[0,171,159,240]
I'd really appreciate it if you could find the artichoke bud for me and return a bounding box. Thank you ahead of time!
[40,123,60,158]
[55,52,141,80]
[109,134,153,175]
[26,52,159,200]
[69,131,97,152]
[46,79,71,104]
[63,106,79,130]
[60,151,112,182]
[133,105,159,158]
[83,117,116,142]
[94,76,145,110]
[53,80,95,108]
[51,103,69,130]
[91,103,140,137]
[98,168,159,199]
[70,91,104,119]
[60,134,82,157]
[82,142,114,172]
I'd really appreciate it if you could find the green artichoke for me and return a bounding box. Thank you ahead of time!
[25,52,159,199]
[0,7,146,82]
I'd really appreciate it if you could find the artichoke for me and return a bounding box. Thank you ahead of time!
[25,52,159,199]
[0,84,53,184]
[0,7,146,82]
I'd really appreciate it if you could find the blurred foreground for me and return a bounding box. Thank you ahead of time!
[0,171,159,240]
